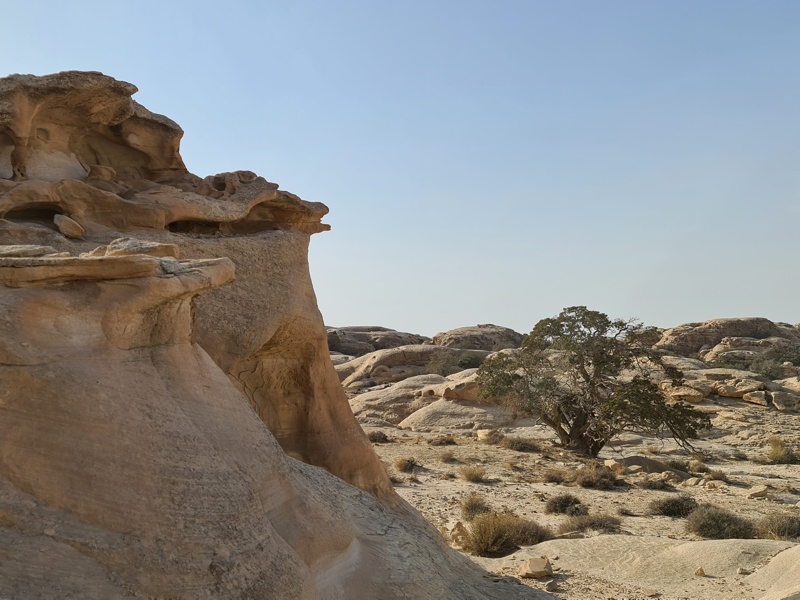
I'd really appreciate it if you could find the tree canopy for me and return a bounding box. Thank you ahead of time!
[476,306,711,456]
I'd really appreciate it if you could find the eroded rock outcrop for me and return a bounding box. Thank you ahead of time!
[0,245,545,599]
[0,71,388,499]
[433,324,524,351]
[656,318,800,357]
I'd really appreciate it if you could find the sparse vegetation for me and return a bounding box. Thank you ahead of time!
[367,430,390,443]
[575,464,620,490]
[558,513,621,534]
[500,437,540,453]
[462,512,553,557]
[481,429,505,445]
[395,457,421,473]
[428,434,457,446]
[459,465,488,483]
[766,436,797,465]
[706,470,729,483]
[457,353,486,369]
[637,478,674,491]
[540,469,567,484]
[686,505,756,539]
[648,495,698,518]
[439,449,456,463]
[689,460,710,473]
[545,493,587,516]
[476,306,711,456]
[461,492,492,521]
[664,459,691,472]
[756,512,800,541]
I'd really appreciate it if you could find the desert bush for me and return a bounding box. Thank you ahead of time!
[545,493,587,516]
[367,430,390,443]
[461,492,492,521]
[459,465,488,483]
[395,457,420,473]
[500,437,540,453]
[462,512,553,557]
[439,449,456,463]
[648,495,698,518]
[689,460,710,473]
[428,434,457,446]
[575,464,619,490]
[706,470,729,482]
[540,468,567,484]
[766,436,797,465]
[558,513,621,534]
[481,429,505,445]
[637,478,674,491]
[686,505,755,539]
[457,353,485,369]
[664,458,691,472]
[756,512,800,541]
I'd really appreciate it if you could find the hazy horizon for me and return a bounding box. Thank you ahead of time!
[4,1,799,337]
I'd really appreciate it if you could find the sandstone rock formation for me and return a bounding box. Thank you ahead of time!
[327,326,430,357]
[656,318,800,357]
[0,244,544,599]
[433,324,524,351]
[0,72,548,599]
[0,71,388,499]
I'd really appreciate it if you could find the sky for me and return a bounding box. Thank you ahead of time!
[3,1,799,336]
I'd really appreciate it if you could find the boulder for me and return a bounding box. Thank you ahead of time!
[771,391,799,411]
[742,391,770,407]
[518,557,553,579]
[433,324,524,351]
[398,398,516,431]
[349,374,447,425]
[703,335,799,364]
[327,326,430,356]
[656,318,800,357]
[661,382,706,403]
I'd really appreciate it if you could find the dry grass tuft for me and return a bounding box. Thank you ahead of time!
[766,436,797,465]
[637,478,674,491]
[481,429,505,445]
[461,492,492,521]
[756,512,800,541]
[428,434,457,446]
[540,468,568,484]
[459,465,488,483]
[686,505,755,539]
[367,430,390,443]
[439,449,457,463]
[558,513,621,534]
[575,464,620,490]
[462,512,553,557]
[647,495,698,518]
[545,493,587,516]
[500,437,540,453]
[395,457,420,473]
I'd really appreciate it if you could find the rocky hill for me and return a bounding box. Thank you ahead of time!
[0,72,546,599]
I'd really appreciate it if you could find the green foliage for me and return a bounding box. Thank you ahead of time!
[462,512,553,557]
[457,353,486,369]
[647,495,698,518]
[477,306,711,457]
[686,505,755,539]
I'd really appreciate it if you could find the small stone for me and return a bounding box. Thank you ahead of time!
[54,214,85,239]
[742,391,769,407]
[518,557,553,579]
[746,485,769,499]
[43,528,56,537]
[544,579,558,592]
[695,567,706,577]
[683,477,701,487]
[737,567,752,575]
[627,465,644,474]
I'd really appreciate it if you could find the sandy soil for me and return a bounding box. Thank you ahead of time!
[364,396,800,599]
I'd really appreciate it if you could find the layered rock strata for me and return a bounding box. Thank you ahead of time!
[0,245,544,599]
[0,71,388,499]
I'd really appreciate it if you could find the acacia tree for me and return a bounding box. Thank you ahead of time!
[477,306,711,456]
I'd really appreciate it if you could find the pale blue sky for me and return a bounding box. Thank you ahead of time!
[3,1,799,335]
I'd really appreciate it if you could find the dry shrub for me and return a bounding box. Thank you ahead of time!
[540,468,567,484]
[500,437,540,453]
[664,458,691,472]
[462,512,553,557]
[459,465,488,483]
[545,493,587,516]
[767,436,797,465]
[575,464,620,490]
[647,495,698,518]
[686,505,755,539]
[756,512,800,541]
[395,457,420,473]
[689,460,710,473]
[428,434,457,446]
[439,449,456,463]
[481,429,505,445]
[706,470,729,482]
[637,478,674,491]
[558,513,621,534]
[461,492,492,521]
[367,430,390,443]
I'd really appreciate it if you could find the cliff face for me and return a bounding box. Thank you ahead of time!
[0,72,547,599]
[0,71,389,500]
